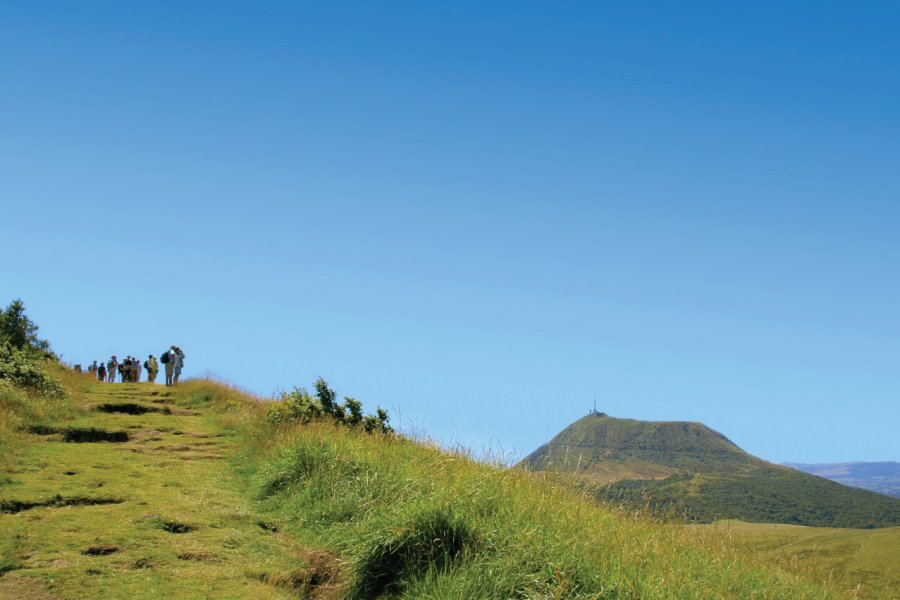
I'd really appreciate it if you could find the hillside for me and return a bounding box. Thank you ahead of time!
[1,381,319,598]
[692,521,900,600]
[523,412,900,528]
[523,412,767,482]
[784,462,900,498]
[1,365,847,597]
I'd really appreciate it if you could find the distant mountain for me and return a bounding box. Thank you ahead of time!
[522,412,900,528]
[783,462,900,498]
[523,412,766,482]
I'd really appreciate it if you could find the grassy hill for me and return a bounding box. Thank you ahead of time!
[523,412,767,481]
[691,521,900,600]
[523,413,900,528]
[1,364,851,597]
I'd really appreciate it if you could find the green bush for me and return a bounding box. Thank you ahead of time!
[0,341,65,398]
[266,378,392,434]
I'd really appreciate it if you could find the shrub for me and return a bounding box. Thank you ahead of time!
[0,341,65,398]
[343,397,363,427]
[266,378,392,434]
[0,299,52,355]
[267,387,322,425]
[314,377,338,417]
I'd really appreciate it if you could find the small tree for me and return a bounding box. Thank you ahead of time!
[0,299,52,354]
[343,396,363,427]
[315,377,337,417]
[363,408,393,434]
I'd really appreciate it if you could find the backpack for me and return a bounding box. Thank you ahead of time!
[161,352,170,364]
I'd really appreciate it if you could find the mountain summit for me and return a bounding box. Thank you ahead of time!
[523,412,765,483]
[522,412,900,528]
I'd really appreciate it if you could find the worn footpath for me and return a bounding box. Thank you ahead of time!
[0,382,337,599]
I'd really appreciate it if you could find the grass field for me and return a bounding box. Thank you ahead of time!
[0,373,877,598]
[693,520,900,600]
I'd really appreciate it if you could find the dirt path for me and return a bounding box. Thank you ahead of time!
[0,383,336,599]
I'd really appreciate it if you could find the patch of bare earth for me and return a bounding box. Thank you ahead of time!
[263,549,346,600]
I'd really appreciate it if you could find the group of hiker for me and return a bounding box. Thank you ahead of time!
[86,346,185,387]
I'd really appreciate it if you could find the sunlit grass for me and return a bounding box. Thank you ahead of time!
[0,379,322,599]
[691,520,900,599]
[247,416,840,598]
[0,374,869,598]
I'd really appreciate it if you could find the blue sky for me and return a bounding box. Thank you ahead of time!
[2,1,898,463]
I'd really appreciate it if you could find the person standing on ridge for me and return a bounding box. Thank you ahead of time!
[97,362,106,382]
[172,346,185,386]
[107,356,118,383]
[145,354,159,384]
[162,347,174,386]
[134,355,142,382]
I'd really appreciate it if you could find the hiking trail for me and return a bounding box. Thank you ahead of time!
[0,382,340,599]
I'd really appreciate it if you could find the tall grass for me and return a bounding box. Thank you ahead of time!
[243,419,837,599]
[84,379,841,598]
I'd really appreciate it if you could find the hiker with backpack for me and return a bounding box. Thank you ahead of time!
[172,346,185,386]
[162,347,174,386]
[144,355,159,383]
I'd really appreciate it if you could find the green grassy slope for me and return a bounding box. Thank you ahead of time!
[0,373,852,598]
[599,467,900,528]
[693,521,900,600]
[524,413,900,528]
[1,381,326,599]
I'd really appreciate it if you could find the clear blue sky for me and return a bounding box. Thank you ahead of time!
[3,1,898,464]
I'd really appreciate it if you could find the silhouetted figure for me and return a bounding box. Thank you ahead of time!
[122,356,134,383]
